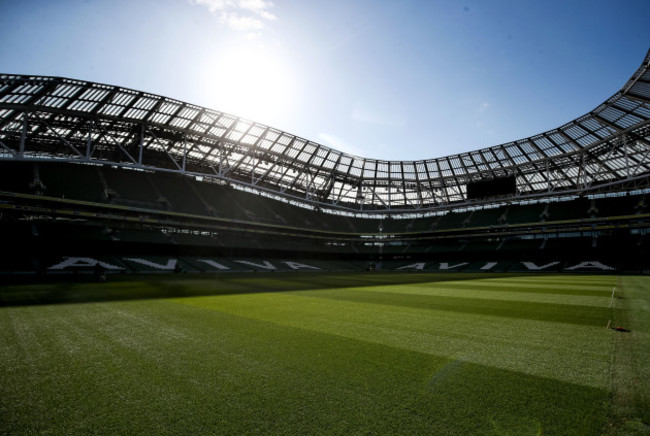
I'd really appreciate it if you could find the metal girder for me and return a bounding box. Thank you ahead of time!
[1,49,650,214]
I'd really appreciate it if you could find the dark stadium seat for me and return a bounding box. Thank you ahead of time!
[192,182,250,221]
[546,197,588,221]
[149,173,211,216]
[39,163,106,203]
[0,161,37,195]
[505,202,548,224]
[2,159,649,277]
[435,210,474,230]
[102,167,161,208]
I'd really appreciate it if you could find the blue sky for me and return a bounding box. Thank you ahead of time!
[1,0,648,160]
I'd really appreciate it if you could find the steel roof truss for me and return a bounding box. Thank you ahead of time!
[30,111,84,158]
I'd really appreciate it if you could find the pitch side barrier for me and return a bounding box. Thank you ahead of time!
[11,256,640,275]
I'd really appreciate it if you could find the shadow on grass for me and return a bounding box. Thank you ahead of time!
[306,289,610,327]
[0,296,610,435]
[0,271,524,307]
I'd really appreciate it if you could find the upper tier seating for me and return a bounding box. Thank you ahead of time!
[1,161,648,236]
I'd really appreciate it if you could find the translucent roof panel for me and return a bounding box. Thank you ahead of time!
[1,49,650,213]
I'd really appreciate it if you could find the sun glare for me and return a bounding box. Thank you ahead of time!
[199,42,296,125]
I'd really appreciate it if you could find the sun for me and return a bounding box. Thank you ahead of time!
[198,41,297,125]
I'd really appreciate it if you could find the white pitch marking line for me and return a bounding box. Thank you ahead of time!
[608,287,617,308]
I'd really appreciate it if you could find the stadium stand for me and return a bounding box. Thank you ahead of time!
[1,50,650,276]
[2,158,650,274]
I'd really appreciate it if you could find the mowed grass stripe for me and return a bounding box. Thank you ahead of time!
[1,273,629,435]
[427,275,617,298]
[2,299,446,434]
[344,281,611,307]
[0,272,614,307]
[302,288,609,326]
[1,293,610,435]
[175,286,611,389]
[0,272,500,306]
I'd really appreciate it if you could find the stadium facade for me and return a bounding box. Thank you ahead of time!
[1,50,649,275]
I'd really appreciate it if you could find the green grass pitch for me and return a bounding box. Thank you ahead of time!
[1,272,649,435]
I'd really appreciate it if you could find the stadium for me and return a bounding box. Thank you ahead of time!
[1,50,649,434]
[1,50,650,275]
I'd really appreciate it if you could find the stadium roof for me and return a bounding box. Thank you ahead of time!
[1,49,650,214]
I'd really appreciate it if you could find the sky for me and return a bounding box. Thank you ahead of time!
[0,0,649,161]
